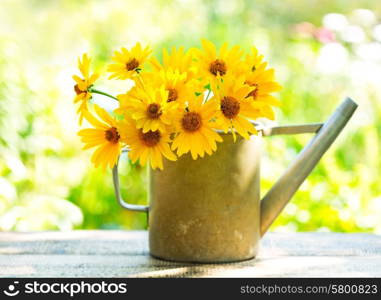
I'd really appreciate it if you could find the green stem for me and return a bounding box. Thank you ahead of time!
[90,88,119,101]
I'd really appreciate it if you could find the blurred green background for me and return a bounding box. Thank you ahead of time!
[0,0,380,233]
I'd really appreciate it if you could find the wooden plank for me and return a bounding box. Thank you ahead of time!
[1,255,380,278]
[0,231,380,277]
[1,231,380,256]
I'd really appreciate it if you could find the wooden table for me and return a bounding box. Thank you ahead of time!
[0,231,380,277]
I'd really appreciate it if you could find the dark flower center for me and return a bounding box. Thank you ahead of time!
[221,96,240,119]
[209,59,227,76]
[247,84,259,100]
[74,84,86,95]
[139,130,161,147]
[146,103,162,119]
[126,58,139,71]
[167,88,178,102]
[182,112,202,132]
[105,127,120,144]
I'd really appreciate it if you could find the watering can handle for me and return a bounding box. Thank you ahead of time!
[111,124,327,213]
[110,123,324,213]
[112,97,357,217]
[112,155,149,213]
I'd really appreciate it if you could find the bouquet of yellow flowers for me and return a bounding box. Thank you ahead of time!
[73,39,281,170]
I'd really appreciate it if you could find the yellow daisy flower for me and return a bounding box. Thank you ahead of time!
[193,39,243,86]
[114,72,159,120]
[117,83,178,133]
[172,94,222,159]
[119,117,176,170]
[245,46,266,72]
[78,105,122,169]
[114,72,151,115]
[108,43,152,80]
[212,75,258,140]
[153,69,200,106]
[245,64,282,120]
[150,46,195,82]
[72,54,99,124]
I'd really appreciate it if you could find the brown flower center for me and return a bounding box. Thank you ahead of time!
[105,127,120,144]
[74,84,86,95]
[247,84,259,100]
[181,112,202,132]
[126,58,139,71]
[167,88,178,102]
[221,96,240,119]
[139,130,161,147]
[209,59,227,76]
[146,103,162,119]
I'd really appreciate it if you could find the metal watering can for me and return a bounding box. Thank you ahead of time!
[112,98,357,263]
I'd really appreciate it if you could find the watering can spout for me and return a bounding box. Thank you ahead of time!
[259,97,358,237]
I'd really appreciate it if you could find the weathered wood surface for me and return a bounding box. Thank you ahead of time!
[0,231,380,277]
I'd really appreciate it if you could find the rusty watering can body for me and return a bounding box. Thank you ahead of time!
[112,98,357,262]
